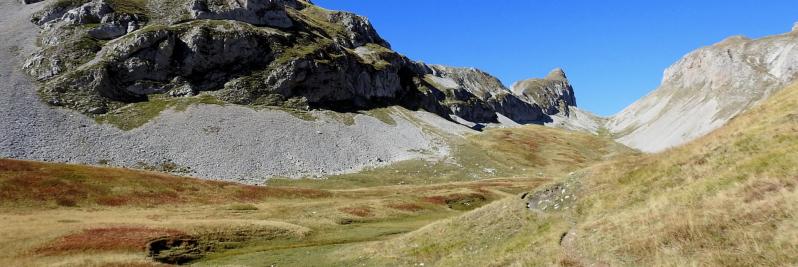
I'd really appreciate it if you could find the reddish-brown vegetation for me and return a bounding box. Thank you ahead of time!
[37,227,185,254]
[234,185,331,201]
[339,206,374,217]
[422,192,488,210]
[422,193,485,205]
[0,159,332,208]
[386,203,423,212]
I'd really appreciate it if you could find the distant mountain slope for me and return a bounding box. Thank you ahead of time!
[608,26,798,152]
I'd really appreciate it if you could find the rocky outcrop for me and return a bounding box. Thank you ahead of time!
[422,65,546,123]
[327,11,390,49]
[511,68,577,116]
[608,26,798,152]
[22,0,456,119]
[188,0,302,28]
[25,0,148,82]
[43,20,294,113]
[88,13,143,40]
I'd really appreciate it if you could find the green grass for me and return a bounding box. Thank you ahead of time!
[48,0,90,9]
[270,125,634,190]
[195,212,459,267]
[0,159,331,209]
[94,94,225,130]
[106,0,149,17]
[325,111,356,126]
[362,107,397,125]
[272,37,335,67]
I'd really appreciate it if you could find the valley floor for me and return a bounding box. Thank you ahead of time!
[0,122,631,266]
[2,78,797,266]
[0,159,544,266]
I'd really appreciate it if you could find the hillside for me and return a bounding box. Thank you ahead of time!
[309,81,798,265]
[608,26,798,152]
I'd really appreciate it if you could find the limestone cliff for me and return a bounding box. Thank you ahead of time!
[608,27,798,152]
[511,68,577,116]
[422,65,545,123]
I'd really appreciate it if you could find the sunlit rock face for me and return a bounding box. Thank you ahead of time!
[608,27,798,152]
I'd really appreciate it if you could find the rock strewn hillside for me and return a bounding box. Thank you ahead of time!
[2,0,471,183]
[5,0,598,182]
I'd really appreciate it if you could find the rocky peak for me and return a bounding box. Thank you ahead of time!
[420,65,544,124]
[327,11,390,49]
[793,22,798,32]
[511,68,577,116]
[428,65,508,99]
[545,68,567,80]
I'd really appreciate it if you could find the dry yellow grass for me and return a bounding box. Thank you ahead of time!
[0,111,633,266]
[0,159,553,266]
[567,82,798,266]
[330,83,798,266]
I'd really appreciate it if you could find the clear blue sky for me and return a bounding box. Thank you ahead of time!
[313,0,798,116]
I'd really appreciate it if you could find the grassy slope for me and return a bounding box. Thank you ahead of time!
[330,82,798,266]
[0,120,631,266]
[268,123,634,189]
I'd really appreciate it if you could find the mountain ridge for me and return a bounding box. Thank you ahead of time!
[2,0,583,182]
[607,25,798,151]
[22,0,576,127]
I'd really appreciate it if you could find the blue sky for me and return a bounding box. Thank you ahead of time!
[313,0,798,116]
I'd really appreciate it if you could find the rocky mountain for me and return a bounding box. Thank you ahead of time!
[3,0,589,182]
[607,25,798,152]
[423,65,547,124]
[512,68,576,116]
[25,0,427,115]
[20,0,564,127]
